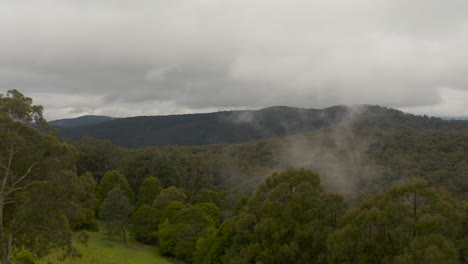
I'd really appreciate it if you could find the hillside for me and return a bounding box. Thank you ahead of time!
[57,105,468,148]
[50,115,114,127]
[74,127,468,200]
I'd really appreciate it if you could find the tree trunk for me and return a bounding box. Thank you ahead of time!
[0,197,7,264]
[0,197,4,229]
[121,225,126,244]
[1,255,9,264]
[1,233,13,264]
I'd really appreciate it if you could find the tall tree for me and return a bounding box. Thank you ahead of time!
[0,90,95,264]
[99,187,133,244]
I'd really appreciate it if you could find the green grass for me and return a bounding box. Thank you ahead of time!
[39,231,173,264]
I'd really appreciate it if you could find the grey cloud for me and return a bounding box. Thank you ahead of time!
[1,0,468,119]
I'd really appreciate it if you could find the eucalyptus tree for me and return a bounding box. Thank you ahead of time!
[0,90,96,263]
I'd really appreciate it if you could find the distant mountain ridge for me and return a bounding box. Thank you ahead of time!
[56,105,468,148]
[50,115,114,127]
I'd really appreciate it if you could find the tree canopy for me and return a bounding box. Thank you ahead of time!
[202,168,348,264]
[327,178,467,264]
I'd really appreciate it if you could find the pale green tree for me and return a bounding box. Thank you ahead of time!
[100,187,133,244]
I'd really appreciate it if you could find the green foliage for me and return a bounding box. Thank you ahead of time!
[76,127,468,203]
[327,178,466,264]
[120,151,187,192]
[12,251,35,264]
[208,168,348,264]
[153,187,188,214]
[191,189,224,207]
[131,205,159,244]
[67,129,467,264]
[97,170,134,204]
[136,176,162,208]
[0,89,45,125]
[99,187,133,243]
[74,137,119,180]
[202,219,236,264]
[193,228,217,264]
[0,90,97,264]
[68,172,99,231]
[160,201,188,224]
[368,130,468,199]
[158,206,216,262]
[194,203,221,226]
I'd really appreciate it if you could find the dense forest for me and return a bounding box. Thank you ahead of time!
[0,90,467,264]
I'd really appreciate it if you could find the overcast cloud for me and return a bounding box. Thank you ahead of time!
[1,0,468,120]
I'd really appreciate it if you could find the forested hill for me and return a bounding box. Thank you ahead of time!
[50,115,114,127]
[56,105,468,148]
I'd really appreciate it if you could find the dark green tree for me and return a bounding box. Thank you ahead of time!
[136,176,162,208]
[194,203,221,226]
[153,187,187,215]
[158,206,216,262]
[160,201,188,224]
[191,188,225,208]
[74,136,119,180]
[200,219,236,264]
[131,205,159,244]
[99,187,133,244]
[120,151,186,191]
[97,170,134,203]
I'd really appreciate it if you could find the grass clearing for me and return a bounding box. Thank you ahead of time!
[39,231,173,264]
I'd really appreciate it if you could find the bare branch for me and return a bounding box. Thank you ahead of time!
[5,180,47,196]
[10,162,39,190]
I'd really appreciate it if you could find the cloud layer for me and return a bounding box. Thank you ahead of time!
[1,0,468,120]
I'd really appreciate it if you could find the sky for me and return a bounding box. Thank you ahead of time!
[1,0,468,120]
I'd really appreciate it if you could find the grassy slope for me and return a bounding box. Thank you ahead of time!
[40,231,173,264]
